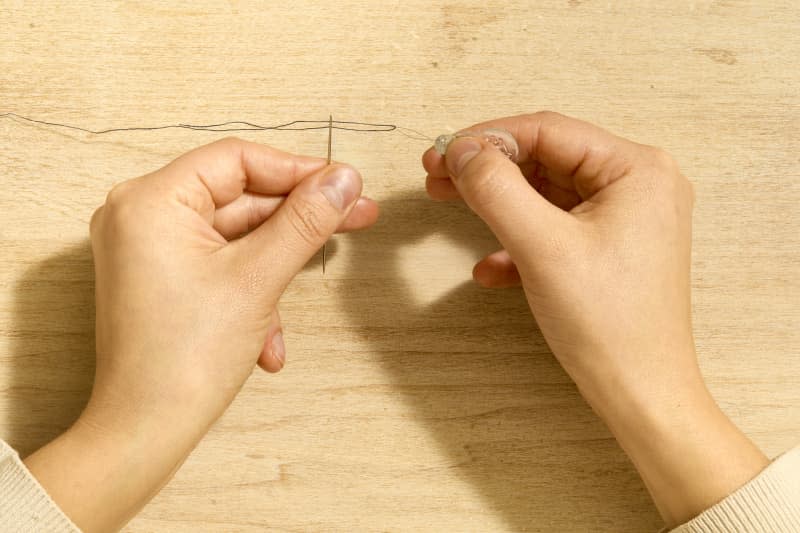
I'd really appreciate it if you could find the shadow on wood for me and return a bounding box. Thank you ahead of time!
[339,192,661,531]
[4,242,95,457]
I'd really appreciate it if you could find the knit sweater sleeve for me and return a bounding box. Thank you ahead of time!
[3,438,799,532]
[668,445,800,533]
[0,439,80,532]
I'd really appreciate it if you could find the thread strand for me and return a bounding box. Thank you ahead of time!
[0,112,417,136]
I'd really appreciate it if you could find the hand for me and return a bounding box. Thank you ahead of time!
[426,112,696,406]
[424,112,767,527]
[87,137,377,417]
[25,138,378,532]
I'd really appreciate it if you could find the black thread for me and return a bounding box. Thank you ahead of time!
[0,112,433,140]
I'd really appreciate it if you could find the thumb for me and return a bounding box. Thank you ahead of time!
[444,136,574,262]
[238,163,362,290]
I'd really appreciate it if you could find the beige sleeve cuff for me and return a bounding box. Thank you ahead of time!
[0,439,80,532]
[669,445,800,533]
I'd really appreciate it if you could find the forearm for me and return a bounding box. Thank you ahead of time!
[578,359,769,528]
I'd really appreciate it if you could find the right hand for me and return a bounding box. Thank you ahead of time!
[423,112,768,528]
[423,111,697,406]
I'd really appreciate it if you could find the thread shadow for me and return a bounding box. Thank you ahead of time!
[339,192,660,532]
[3,242,95,457]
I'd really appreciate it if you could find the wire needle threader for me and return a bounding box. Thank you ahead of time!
[323,115,332,273]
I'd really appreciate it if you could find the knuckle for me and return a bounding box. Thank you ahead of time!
[104,181,132,208]
[89,205,105,232]
[201,137,246,168]
[213,136,244,150]
[102,180,142,230]
[637,146,685,197]
[530,110,563,123]
[649,146,678,170]
[287,197,329,246]
[89,205,104,236]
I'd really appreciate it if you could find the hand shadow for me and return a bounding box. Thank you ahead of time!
[338,192,660,531]
[2,242,95,457]
[0,207,660,530]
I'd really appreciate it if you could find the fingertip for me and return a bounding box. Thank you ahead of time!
[421,145,437,167]
[257,332,285,373]
[257,351,283,373]
[422,146,449,178]
[426,175,461,201]
[356,196,380,219]
[472,252,522,289]
[337,196,380,232]
[472,261,495,288]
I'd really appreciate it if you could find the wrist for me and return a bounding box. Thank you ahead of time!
[24,396,208,532]
[570,352,768,527]
[82,361,229,444]
[573,357,710,434]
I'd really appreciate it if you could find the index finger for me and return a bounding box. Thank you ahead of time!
[163,137,328,208]
[424,112,646,199]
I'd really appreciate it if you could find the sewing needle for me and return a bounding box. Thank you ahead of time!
[323,115,332,274]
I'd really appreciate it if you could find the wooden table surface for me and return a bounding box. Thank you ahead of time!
[1,2,798,531]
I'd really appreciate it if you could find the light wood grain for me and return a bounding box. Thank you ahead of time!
[1,1,798,531]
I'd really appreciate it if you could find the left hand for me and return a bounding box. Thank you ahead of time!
[25,137,379,532]
[87,137,378,423]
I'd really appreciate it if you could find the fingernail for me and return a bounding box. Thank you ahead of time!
[445,138,482,178]
[271,331,285,368]
[320,165,360,211]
